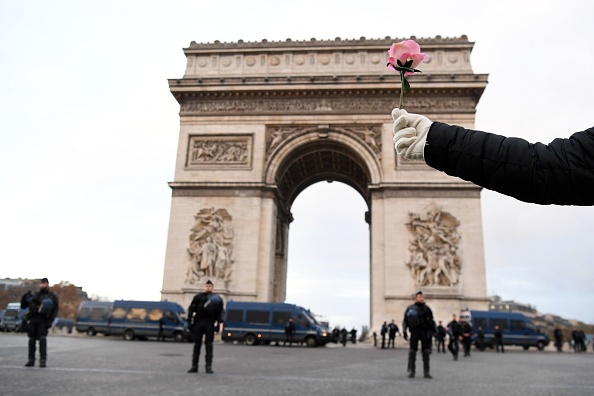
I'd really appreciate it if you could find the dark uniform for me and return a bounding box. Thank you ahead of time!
[284,319,296,346]
[436,323,446,353]
[494,326,504,353]
[447,317,461,360]
[388,321,399,348]
[21,278,59,368]
[460,320,473,357]
[553,328,563,352]
[476,327,486,351]
[187,283,224,374]
[380,322,388,349]
[402,292,436,379]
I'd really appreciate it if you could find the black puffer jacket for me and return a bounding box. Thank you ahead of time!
[425,122,594,206]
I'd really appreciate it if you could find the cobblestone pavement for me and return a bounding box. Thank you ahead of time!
[1,332,593,396]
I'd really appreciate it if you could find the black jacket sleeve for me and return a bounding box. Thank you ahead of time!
[50,292,59,321]
[424,122,594,206]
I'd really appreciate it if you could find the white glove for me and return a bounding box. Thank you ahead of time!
[391,109,433,160]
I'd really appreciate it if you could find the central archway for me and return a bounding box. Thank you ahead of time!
[264,127,380,325]
[286,181,370,330]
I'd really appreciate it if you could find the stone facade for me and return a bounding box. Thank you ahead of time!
[161,36,490,329]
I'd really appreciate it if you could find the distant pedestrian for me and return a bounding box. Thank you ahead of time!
[350,328,357,344]
[435,321,446,353]
[380,321,388,349]
[21,278,59,368]
[284,318,296,347]
[447,314,461,360]
[578,330,587,352]
[476,326,485,351]
[373,331,377,347]
[388,320,400,348]
[553,328,563,352]
[460,317,473,357]
[332,327,340,343]
[341,328,348,347]
[494,325,504,353]
[158,316,165,341]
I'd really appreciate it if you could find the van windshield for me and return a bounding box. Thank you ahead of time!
[302,310,317,325]
[4,310,18,319]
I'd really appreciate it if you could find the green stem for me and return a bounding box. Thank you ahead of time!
[399,71,404,109]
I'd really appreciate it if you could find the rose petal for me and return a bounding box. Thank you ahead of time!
[409,53,427,69]
[401,40,421,54]
[388,42,408,62]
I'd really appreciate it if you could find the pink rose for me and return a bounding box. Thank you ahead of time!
[387,40,428,76]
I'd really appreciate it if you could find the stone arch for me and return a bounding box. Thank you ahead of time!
[265,128,382,208]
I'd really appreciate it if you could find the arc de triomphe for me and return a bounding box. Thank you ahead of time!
[161,36,490,328]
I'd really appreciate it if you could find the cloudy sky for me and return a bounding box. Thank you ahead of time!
[1,1,593,330]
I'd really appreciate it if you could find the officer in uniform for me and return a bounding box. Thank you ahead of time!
[21,278,59,368]
[187,280,224,374]
[447,314,462,360]
[460,316,473,357]
[435,321,446,353]
[402,291,436,379]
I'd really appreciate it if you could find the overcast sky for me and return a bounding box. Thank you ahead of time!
[1,1,593,330]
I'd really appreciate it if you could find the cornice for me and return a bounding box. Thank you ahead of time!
[185,35,474,52]
[169,73,488,90]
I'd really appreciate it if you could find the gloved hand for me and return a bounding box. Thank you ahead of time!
[403,332,409,341]
[214,323,220,333]
[391,108,433,160]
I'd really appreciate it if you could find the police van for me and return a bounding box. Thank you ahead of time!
[221,301,331,347]
[76,300,189,342]
[461,309,550,350]
[1,302,28,332]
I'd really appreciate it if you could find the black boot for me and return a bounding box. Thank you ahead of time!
[205,343,214,374]
[407,350,416,378]
[188,342,200,373]
[422,349,432,379]
[26,337,36,367]
[39,336,47,367]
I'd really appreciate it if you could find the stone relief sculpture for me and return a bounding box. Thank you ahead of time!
[265,125,382,157]
[404,205,461,287]
[181,96,477,116]
[189,137,249,165]
[186,207,234,285]
[333,126,381,156]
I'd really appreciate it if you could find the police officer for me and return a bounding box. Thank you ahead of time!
[21,278,59,368]
[447,314,461,360]
[388,320,400,349]
[435,321,446,353]
[284,318,296,347]
[187,280,224,374]
[402,291,436,379]
[460,316,473,357]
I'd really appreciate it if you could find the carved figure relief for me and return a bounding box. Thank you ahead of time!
[333,126,381,156]
[187,135,252,168]
[265,125,382,158]
[404,204,461,287]
[181,96,476,116]
[186,207,234,285]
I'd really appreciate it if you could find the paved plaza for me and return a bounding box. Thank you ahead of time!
[1,332,593,396]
